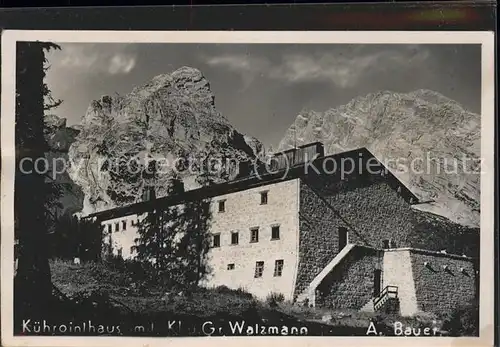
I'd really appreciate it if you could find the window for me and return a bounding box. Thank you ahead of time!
[122,220,127,230]
[227,263,235,270]
[212,234,221,248]
[107,224,112,233]
[382,239,390,249]
[271,225,280,240]
[254,261,264,278]
[231,232,239,245]
[218,200,226,213]
[131,219,137,227]
[260,191,268,205]
[250,228,259,243]
[115,223,119,232]
[274,259,284,277]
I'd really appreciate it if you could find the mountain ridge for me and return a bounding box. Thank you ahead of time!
[278,89,480,227]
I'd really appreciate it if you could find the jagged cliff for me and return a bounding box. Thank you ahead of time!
[68,67,262,215]
[279,90,480,227]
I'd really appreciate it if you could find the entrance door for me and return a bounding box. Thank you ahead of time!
[373,269,382,297]
[338,227,348,250]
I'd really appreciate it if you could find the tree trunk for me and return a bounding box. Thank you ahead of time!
[14,42,53,320]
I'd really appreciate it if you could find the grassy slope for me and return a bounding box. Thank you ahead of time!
[50,259,442,336]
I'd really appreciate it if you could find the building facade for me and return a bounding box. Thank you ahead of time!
[87,142,478,316]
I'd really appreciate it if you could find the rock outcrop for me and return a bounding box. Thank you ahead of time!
[279,89,480,227]
[68,67,262,215]
[44,114,84,216]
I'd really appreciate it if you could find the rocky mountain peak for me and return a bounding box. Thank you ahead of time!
[68,67,262,215]
[279,90,480,227]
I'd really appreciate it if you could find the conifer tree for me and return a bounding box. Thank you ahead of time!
[133,173,185,287]
[177,197,212,287]
[14,41,62,319]
[179,159,213,288]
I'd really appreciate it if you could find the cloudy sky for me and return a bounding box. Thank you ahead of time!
[45,43,481,147]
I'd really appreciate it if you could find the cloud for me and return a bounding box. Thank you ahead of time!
[49,43,137,75]
[108,54,136,74]
[57,44,99,69]
[206,54,270,73]
[204,45,430,89]
[205,54,270,88]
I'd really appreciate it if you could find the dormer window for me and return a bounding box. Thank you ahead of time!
[260,191,268,205]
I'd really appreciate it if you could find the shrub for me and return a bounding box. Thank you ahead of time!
[266,292,285,307]
[234,287,254,300]
[410,311,439,329]
[105,253,126,270]
[441,300,479,336]
[214,285,233,294]
[213,285,254,300]
[276,301,318,320]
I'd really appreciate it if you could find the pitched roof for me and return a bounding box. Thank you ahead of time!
[86,146,420,221]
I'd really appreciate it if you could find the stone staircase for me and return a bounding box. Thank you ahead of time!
[359,298,375,312]
[373,285,400,314]
[295,243,356,306]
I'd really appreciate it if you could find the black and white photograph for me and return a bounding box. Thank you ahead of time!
[1,30,495,347]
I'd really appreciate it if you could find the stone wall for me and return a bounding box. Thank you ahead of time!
[295,182,341,298]
[316,247,382,310]
[382,248,477,316]
[409,250,477,314]
[294,172,477,301]
[295,174,415,298]
[407,212,480,257]
[303,174,416,248]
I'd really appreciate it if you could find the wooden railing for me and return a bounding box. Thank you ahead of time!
[373,285,398,310]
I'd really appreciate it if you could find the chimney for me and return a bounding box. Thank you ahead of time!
[142,186,156,201]
[236,142,325,179]
[277,141,325,168]
[237,160,252,178]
